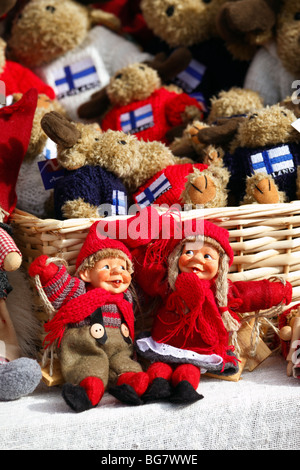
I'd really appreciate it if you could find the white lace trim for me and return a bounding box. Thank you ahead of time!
[136,336,223,367]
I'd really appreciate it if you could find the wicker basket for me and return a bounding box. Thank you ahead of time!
[10,202,300,384]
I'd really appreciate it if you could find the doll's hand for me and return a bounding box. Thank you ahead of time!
[3,251,22,272]
[174,272,210,310]
[28,255,59,285]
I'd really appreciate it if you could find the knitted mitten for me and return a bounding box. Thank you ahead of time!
[62,376,104,413]
[28,255,59,286]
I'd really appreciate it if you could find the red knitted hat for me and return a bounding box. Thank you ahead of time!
[76,220,133,271]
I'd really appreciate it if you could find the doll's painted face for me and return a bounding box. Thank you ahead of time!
[178,242,219,280]
[79,257,131,294]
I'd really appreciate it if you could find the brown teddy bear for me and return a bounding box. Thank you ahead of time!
[14,94,67,218]
[7,0,154,120]
[40,111,185,219]
[170,87,264,160]
[244,0,300,105]
[139,0,250,109]
[80,62,205,144]
[223,103,300,204]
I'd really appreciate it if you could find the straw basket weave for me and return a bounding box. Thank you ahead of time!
[10,202,300,383]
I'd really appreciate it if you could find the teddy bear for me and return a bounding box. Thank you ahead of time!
[133,157,230,210]
[170,87,264,161]
[6,0,155,120]
[40,111,184,219]
[222,103,300,205]
[81,62,205,144]
[243,0,300,106]
[139,0,250,110]
[216,0,281,62]
[14,93,68,218]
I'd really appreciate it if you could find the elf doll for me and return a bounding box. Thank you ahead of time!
[101,207,293,405]
[28,221,150,412]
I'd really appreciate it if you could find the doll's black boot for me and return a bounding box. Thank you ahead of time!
[169,380,204,404]
[109,384,143,406]
[142,377,172,403]
[62,383,94,412]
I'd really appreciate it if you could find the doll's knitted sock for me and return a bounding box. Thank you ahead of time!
[171,364,201,390]
[146,362,173,384]
[117,371,149,396]
[80,376,105,406]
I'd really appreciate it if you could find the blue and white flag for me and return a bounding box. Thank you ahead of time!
[53,57,100,99]
[174,59,207,93]
[112,190,127,215]
[250,145,294,175]
[43,138,58,160]
[120,104,154,134]
[135,173,171,207]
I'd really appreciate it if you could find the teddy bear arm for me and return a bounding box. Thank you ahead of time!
[61,199,100,219]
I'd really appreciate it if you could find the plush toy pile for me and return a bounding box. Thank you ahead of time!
[1,0,300,408]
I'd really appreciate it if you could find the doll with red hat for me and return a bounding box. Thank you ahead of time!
[29,221,150,412]
[100,207,293,405]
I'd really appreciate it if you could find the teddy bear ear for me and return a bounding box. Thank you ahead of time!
[145,47,192,83]
[0,0,17,17]
[77,87,110,120]
[88,7,121,32]
[41,111,81,148]
[196,116,244,147]
[216,0,278,59]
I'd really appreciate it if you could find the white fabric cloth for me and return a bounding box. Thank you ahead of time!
[0,354,299,450]
[34,26,153,121]
[244,40,295,106]
[16,139,57,218]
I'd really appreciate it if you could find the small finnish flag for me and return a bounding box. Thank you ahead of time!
[174,59,207,93]
[120,104,154,134]
[135,173,171,207]
[53,57,100,99]
[250,145,294,175]
[112,190,127,215]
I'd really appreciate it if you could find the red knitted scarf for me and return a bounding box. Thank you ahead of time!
[43,288,134,348]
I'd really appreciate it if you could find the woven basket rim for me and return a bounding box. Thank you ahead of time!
[11,201,300,233]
